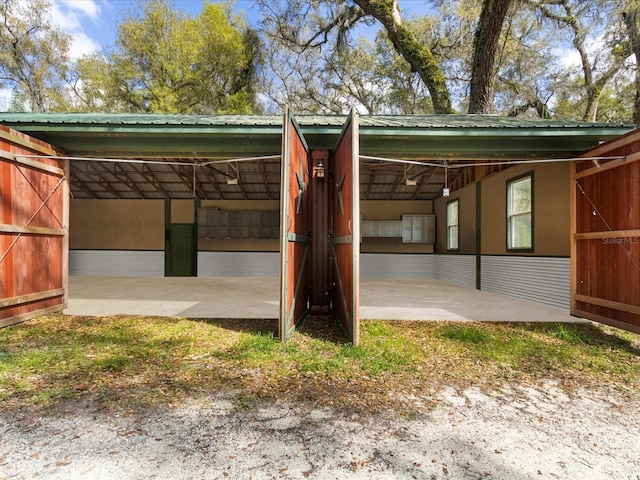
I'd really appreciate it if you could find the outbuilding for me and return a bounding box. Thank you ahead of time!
[1,112,638,342]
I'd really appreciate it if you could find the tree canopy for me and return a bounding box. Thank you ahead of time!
[74,0,262,113]
[0,0,71,111]
[0,0,638,123]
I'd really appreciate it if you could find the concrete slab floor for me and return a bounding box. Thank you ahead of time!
[65,277,585,324]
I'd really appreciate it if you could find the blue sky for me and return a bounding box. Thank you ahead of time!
[51,0,431,58]
[51,1,261,58]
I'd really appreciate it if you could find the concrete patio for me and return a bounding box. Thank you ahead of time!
[65,276,584,323]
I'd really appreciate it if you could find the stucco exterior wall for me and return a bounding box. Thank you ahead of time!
[434,162,570,257]
[70,199,442,254]
[434,185,477,254]
[481,162,569,256]
[70,199,164,250]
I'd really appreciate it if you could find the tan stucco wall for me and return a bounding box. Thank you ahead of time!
[434,162,570,256]
[361,200,433,219]
[70,199,441,254]
[200,200,280,211]
[70,199,164,250]
[481,162,570,256]
[434,185,477,254]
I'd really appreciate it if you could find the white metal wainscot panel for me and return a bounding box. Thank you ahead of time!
[434,254,477,289]
[69,250,164,276]
[360,253,435,280]
[198,251,279,277]
[481,256,570,309]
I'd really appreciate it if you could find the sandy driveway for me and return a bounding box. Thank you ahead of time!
[2,382,639,479]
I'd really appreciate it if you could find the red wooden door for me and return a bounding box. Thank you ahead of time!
[330,109,360,345]
[279,109,312,341]
[0,126,69,327]
[571,129,640,333]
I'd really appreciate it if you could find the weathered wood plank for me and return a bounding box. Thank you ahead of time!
[571,307,640,334]
[0,305,65,328]
[0,126,58,156]
[12,154,65,176]
[574,229,640,240]
[575,294,640,316]
[0,224,66,236]
[578,129,640,159]
[575,152,640,180]
[0,288,65,308]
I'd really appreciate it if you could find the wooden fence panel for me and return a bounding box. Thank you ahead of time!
[571,129,640,332]
[0,125,68,327]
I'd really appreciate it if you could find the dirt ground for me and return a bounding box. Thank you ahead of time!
[2,381,639,480]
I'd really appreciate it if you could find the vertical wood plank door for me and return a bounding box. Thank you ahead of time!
[330,109,360,345]
[0,125,68,327]
[571,129,640,333]
[279,108,312,341]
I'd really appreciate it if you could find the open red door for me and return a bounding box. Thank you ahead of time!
[330,109,360,345]
[279,108,312,341]
[1,126,69,327]
[571,129,640,333]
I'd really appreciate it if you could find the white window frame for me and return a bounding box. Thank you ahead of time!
[507,172,534,251]
[446,199,459,251]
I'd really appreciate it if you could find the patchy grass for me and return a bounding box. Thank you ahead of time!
[0,315,638,414]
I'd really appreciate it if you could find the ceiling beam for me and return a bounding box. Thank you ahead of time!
[411,167,440,200]
[129,163,169,198]
[169,164,205,198]
[108,163,147,199]
[70,173,98,198]
[258,160,272,200]
[198,168,224,200]
[365,172,377,200]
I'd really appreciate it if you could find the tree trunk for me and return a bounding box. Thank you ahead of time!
[623,6,640,127]
[353,0,453,114]
[468,0,512,114]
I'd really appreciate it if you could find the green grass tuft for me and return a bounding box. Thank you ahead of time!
[0,315,638,413]
[439,325,492,344]
[96,354,131,372]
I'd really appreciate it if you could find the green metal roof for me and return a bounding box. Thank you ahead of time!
[0,112,633,159]
[0,111,629,128]
[1,112,634,202]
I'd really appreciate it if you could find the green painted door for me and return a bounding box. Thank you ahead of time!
[169,223,196,276]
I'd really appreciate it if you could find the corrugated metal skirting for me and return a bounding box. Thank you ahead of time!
[67,250,571,310]
[69,250,164,276]
[360,254,434,280]
[481,256,570,309]
[198,251,279,277]
[434,255,476,289]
